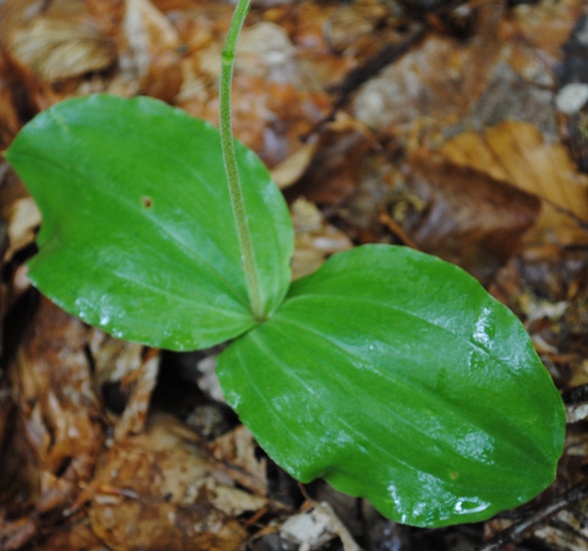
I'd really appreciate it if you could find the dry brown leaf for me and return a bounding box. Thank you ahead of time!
[322,0,387,55]
[8,19,113,81]
[505,0,588,61]
[3,8,114,81]
[88,329,144,386]
[151,0,200,10]
[35,514,106,551]
[291,197,352,280]
[441,121,588,223]
[397,155,541,283]
[87,329,158,439]
[0,0,121,107]
[3,197,40,261]
[295,127,373,205]
[280,502,360,551]
[271,141,318,189]
[114,352,159,439]
[0,516,38,551]
[82,412,256,551]
[0,51,27,149]
[209,424,269,497]
[280,0,396,92]
[1,297,104,546]
[121,0,182,100]
[251,0,294,6]
[0,168,41,262]
[90,500,246,551]
[198,474,267,516]
[237,21,296,81]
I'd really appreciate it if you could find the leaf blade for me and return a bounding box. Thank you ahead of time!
[218,244,565,526]
[7,94,293,350]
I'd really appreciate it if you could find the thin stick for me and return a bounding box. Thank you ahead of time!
[476,479,588,551]
[219,0,265,320]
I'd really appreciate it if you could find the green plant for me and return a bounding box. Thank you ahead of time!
[5,0,565,528]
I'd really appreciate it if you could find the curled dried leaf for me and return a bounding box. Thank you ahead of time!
[441,121,588,223]
[84,413,254,551]
[6,18,114,80]
[7,298,104,519]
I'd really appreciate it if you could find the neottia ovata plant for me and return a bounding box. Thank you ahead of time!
[5,0,565,528]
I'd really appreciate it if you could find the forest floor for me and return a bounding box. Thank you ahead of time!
[1,0,588,549]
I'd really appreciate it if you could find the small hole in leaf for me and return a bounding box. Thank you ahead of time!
[142,196,153,208]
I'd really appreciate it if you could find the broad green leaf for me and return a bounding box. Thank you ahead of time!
[218,244,565,527]
[6,94,293,350]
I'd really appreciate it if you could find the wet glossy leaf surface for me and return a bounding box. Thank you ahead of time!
[218,245,566,527]
[6,94,293,350]
[2,1,587,547]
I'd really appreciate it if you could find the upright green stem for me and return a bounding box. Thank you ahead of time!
[220,0,265,320]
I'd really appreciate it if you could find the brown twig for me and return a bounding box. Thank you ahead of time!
[378,210,420,249]
[328,25,428,113]
[301,25,427,142]
[475,479,588,551]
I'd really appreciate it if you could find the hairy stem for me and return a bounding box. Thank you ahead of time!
[220,0,265,320]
